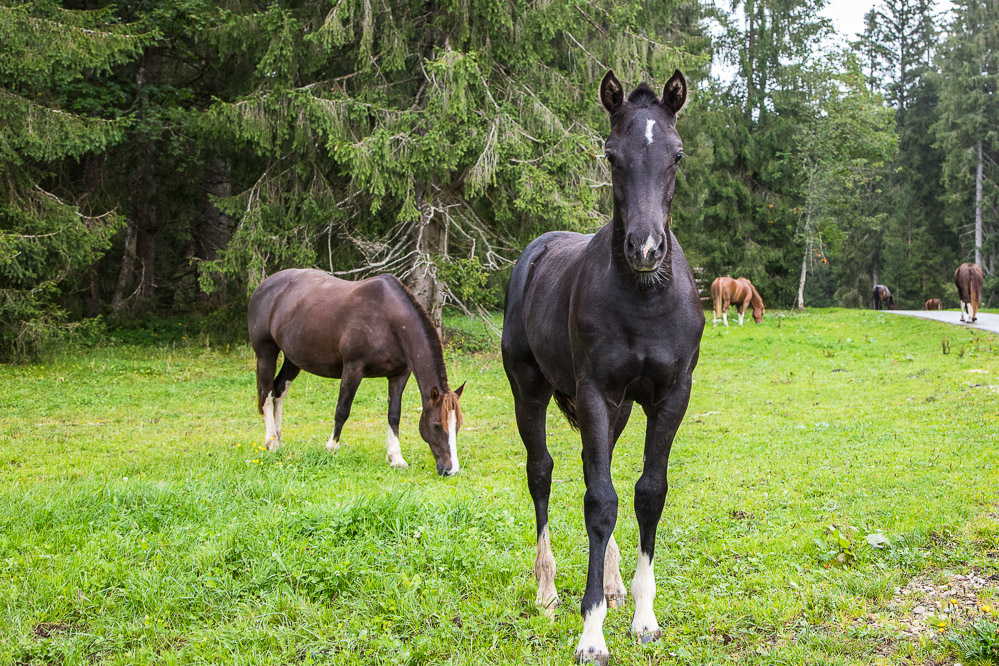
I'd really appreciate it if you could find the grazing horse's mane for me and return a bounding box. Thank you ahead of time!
[388,277,451,390]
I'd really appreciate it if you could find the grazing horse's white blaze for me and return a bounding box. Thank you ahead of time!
[603,534,627,607]
[641,234,657,260]
[631,551,660,638]
[645,118,656,145]
[534,524,559,617]
[446,411,459,475]
[574,598,609,660]
[385,426,407,468]
[262,392,279,451]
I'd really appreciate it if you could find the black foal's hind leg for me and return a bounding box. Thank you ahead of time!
[505,357,557,617]
[630,381,692,643]
[385,373,409,468]
[269,358,301,451]
[254,343,280,450]
[326,367,361,452]
[603,403,633,609]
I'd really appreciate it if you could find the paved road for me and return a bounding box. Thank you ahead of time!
[889,310,999,335]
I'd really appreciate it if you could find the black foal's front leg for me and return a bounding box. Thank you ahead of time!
[326,368,361,452]
[573,383,618,665]
[630,380,692,642]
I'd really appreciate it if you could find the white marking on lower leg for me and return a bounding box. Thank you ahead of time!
[961,301,967,321]
[325,429,339,452]
[631,551,660,638]
[738,312,745,326]
[723,312,729,327]
[385,426,407,468]
[263,392,279,451]
[603,534,627,607]
[274,387,288,441]
[574,598,609,659]
[534,524,559,618]
[446,411,459,475]
[645,119,656,145]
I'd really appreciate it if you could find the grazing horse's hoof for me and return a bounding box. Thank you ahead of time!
[605,593,626,610]
[388,457,409,469]
[265,437,280,452]
[631,628,662,644]
[573,648,610,665]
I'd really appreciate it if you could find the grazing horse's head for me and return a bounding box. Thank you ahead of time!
[419,382,465,476]
[601,69,688,282]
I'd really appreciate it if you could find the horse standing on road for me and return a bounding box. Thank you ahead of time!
[710,276,765,326]
[248,269,464,475]
[924,298,942,310]
[502,70,703,665]
[873,284,895,310]
[954,262,984,323]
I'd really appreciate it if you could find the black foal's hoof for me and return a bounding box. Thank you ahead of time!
[573,648,610,665]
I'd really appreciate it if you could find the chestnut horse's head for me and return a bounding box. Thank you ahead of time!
[419,382,465,476]
[600,69,687,283]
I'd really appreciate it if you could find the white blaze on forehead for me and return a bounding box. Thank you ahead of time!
[447,411,459,474]
[645,118,656,145]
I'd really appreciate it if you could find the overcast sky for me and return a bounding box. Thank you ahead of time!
[821,0,953,43]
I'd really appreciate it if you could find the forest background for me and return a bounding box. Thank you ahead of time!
[2,0,996,361]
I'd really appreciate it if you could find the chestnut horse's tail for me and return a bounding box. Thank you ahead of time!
[553,390,581,431]
[971,266,983,314]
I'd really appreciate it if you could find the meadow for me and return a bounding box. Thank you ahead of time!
[1,309,997,665]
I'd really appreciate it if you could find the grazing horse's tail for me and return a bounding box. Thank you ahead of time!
[553,391,581,431]
[971,267,982,315]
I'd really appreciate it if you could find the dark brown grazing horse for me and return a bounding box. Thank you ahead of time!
[710,276,764,326]
[924,298,943,310]
[247,269,464,475]
[872,284,895,310]
[503,70,702,665]
[955,262,984,323]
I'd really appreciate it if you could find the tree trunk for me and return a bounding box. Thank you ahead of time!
[796,244,808,311]
[975,140,983,267]
[408,198,446,331]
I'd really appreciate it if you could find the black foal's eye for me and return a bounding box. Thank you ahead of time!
[605,152,617,167]
[674,150,684,164]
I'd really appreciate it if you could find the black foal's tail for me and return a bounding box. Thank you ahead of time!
[553,390,581,431]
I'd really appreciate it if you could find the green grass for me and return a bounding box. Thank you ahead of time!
[1,309,998,665]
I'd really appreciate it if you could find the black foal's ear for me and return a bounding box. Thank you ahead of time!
[662,69,688,119]
[455,381,466,398]
[430,386,440,402]
[600,70,624,114]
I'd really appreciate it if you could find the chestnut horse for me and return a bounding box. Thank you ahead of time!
[710,276,764,326]
[248,269,464,475]
[924,298,942,310]
[873,284,895,310]
[955,262,984,323]
[503,70,702,664]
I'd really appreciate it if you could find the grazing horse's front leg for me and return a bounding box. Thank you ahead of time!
[385,373,409,468]
[573,382,618,665]
[630,379,692,642]
[326,368,362,452]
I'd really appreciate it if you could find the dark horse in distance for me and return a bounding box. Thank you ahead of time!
[710,276,765,326]
[955,262,984,323]
[248,269,464,475]
[503,70,703,664]
[872,284,895,310]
